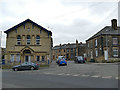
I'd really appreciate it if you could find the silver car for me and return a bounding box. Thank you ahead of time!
[12,62,39,71]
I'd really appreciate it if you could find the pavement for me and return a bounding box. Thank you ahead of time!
[2,71,118,88]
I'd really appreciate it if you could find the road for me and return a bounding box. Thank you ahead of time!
[2,61,119,88]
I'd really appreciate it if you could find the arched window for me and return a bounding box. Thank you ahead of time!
[36,35,40,45]
[17,35,21,45]
[26,35,31,45]
[23,50,31,54]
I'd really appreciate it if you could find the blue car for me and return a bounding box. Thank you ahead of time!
[58,56,67,66]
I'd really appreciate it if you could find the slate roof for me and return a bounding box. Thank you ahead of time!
[87,26,120,41]
[4,19,52,36]
[52,43,86,50]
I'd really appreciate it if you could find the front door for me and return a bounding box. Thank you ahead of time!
[104,50,108,61]
[25,56,31,62]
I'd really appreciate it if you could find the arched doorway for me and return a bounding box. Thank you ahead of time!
[23,49,31,62]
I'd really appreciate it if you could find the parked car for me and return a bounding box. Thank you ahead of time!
[12,62,39,71]
[74,56,85,63]
[58,56,67,66]
[56,56,65,64]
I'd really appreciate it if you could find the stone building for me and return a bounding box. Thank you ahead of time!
[86,19,120,62]
[52,40,86,60]
[4,19,53,64]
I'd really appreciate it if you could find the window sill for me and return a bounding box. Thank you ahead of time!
[113,55,118,57]
[15,45,42,46]
[112,44,118,46]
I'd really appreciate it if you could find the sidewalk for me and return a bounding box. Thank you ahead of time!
[85,62,119,65]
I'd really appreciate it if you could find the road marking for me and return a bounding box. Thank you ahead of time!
[91,75,101,78]
[44,72,53,75]
[102,76,112,79]
[57,73,64,75]
[72,74,80,76]
[115,77,118,80]
[81,75,90,77]
[65,74,70,76]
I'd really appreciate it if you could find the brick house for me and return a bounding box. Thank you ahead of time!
[86,19,120,62]
[4,19,53,64]
[52,40,86,60]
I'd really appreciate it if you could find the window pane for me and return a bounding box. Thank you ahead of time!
[27,35,30,39]
[36,35,40,39]
[67,49,69,53]
[113,49,118,57]
[27,40,30,45]
[71,53,73,58]
[96,49,98,57]
[113,38,118,45]
[95,39,97,46]
[42,56,45,61]
[17,35,21,39]
[17,41,21,45]
[17,35,21,45]
[36,35,40,45]
[27,35,31,45]
[36,56,40,61]
[16,54,20,62]
[10,54,14,62]
[88,43,89,47]
[36,40,40,45]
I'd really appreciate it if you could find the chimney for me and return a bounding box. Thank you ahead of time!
[76,40,78,45]
[111,19,117,30]
[60,44,61,46]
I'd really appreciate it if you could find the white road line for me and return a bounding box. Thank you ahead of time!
[81,75,90,77]
[115,77,118,80]
[72,74,80,76]
[91,75,101,78]
[102,76,112,79]
[65,74,70,76]
[44,72,53,75]
[57,73,64,75]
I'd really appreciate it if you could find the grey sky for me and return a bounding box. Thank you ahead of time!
[0,0,118,48]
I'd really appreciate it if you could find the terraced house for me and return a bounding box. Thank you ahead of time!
[4,19,53,64]
[86,19,120,62]
[52,40,86,60]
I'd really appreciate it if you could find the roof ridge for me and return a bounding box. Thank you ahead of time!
[4,19,52,36]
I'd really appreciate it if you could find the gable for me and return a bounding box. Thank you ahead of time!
[4,19,52,36]
[86,26,120,41]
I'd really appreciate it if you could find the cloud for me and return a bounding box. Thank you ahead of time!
[0,0,118,47]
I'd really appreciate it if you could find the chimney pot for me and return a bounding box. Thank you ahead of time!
[111,19,117,30]
[76,40,78,44]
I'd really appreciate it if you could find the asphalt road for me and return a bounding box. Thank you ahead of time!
[2,61,119,88]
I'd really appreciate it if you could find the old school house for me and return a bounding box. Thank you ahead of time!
[4,19,53,64]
